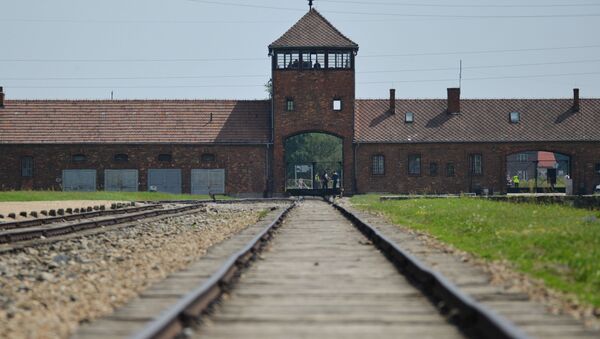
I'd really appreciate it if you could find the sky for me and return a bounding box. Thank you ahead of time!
[2,0,600,100]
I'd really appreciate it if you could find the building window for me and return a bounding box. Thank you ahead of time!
[408,154,421,175]
[201,153,216,162]
[510,111,520,123]
[301,52,325,69]
[333,99,342,111]
[405,112,414,123]
[276,52,300,69]
[72,154,87,163]
[446,163,455,177]
[114,154,128,162]
[470,154,483,175]
[286,98,295,111]
[21,156,33,177]
[372,155,384,175]
[158,154,172,162]
[327,52,352,69]
[595,163,600,175]
[518,153,528,162]
[429,162,438,176]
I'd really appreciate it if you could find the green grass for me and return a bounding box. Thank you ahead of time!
[0,191,231,202]
[350,195,600,307]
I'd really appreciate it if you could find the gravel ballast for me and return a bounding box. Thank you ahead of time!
[0,203,276,339]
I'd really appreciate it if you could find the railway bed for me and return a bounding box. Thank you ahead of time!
[72,200,599,339]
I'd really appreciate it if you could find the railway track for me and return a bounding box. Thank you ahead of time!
[0,203,203,247]
[72,199,598,339]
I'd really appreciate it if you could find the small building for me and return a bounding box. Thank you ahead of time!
[1,8,600,195]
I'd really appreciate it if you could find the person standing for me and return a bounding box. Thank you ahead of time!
[332,171,339,189]
[322,171,329,189]
[513,175,520,188]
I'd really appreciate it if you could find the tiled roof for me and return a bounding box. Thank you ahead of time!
[355,99,600,143]
[269,9,358,51]
[0,100,271,144]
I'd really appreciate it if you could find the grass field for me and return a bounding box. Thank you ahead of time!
[350,195,600,307]
[0,191,230,202]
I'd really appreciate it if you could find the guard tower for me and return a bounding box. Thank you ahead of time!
[269,8,359,194]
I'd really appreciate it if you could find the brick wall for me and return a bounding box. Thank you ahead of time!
[0,144,268,195]
[272,68,355,193]
[355,141,600,194]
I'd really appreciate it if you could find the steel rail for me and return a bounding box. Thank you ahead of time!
[0,204,160,231]
[0,204,205,244]
[332,202,531,339]
[131,202,296,339]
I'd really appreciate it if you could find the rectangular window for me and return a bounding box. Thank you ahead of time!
[333,99,342,111]
[408,154,421,175]
[429,162,438,176]
[158,154,172,162]
[510,111,520,123]
[21,156,33,177]
[372,155,384,175]
[405,112,414,123]
[327,52,352,69]
[301,52,325,69]
[446,163,455,177]
[518,153,528,162]
[286,98,295,111]
[276,52,300,69]
[595,163,600,175]
[470,154,483,175]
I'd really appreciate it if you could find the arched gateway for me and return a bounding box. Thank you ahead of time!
[268,9,358,194]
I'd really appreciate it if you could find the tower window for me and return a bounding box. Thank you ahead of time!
[158,154,172,162]
[21,156,33,177]
[276,52,300,69]
[302,52,325,69]
[72,154,87,163]
[201,153,216,162]
[286,98,295,111]
[333,99,342,111]
[328,52,352,69]
[405,112,414,123]
[114,154,129,162]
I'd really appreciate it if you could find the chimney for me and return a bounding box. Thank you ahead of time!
[389,88,396,114]
[573,88,580,112]
[447,87,460,114]
[0,87,4,108]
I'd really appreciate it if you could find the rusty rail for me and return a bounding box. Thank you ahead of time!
[0,204,204,244]
[131,202,296,339]
[332,202,530,339]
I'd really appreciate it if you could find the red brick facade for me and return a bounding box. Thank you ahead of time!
[0,144,268,195]
[356,142,600,195]
[272,69,355,193]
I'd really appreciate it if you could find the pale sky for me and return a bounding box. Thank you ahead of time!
[2,0,599,100]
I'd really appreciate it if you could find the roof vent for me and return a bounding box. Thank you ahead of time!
[447,88,460,114]
[573,88,580,112]
[0,86,4,108]
[389,89,396,114]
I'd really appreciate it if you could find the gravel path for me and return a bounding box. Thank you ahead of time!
[0,203,279,339]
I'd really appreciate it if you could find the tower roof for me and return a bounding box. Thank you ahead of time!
[269,9,358,52]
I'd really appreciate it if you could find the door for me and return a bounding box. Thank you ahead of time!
[62,169,97,191]
[105,169,138,192]
[191,169,225,195]
[148,169,182,194]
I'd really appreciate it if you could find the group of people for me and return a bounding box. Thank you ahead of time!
[315,170,339,189]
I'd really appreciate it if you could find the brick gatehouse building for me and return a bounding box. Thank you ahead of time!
[1,9,600,196]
